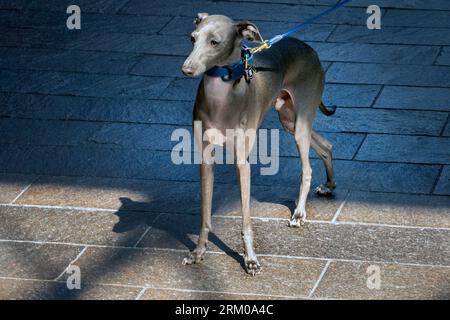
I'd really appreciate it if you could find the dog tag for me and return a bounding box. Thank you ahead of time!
[244,66,255,83]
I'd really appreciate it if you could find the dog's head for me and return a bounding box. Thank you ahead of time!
[182,13,263,77]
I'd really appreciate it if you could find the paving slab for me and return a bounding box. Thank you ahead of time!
[313,261,450,300]
[0,47,143,75]
[0,93,193,125]
[0,0,29,10]
[0,28,68,49]
[119,0,373,25]
[328,25,450,46]
[0,119,100,147]
[130,55,187,77]
[309,108,447,136]
[434,166,450,195]
[355,135,450,165]
[0,242,84,280]
[27,0,129,13]
[0,205,157,247]
[10,10,172,35]
[66,32,192,56]
[374,86,450,111]
[136,214,450,266]
[311,42,440,65]
[322,84,381,108]
[0,279,142,300]
[382,9,450,29]
[160,78,200,101]
[327,63,450,87]
[0,173,37,204]
[338,191,450,228]
[59,247,326,297]
[1,69,171,99]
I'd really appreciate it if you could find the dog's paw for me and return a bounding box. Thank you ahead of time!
[289,208,306,228]
[315,183,335,197]
[182,249,205,265]
[288,218,303,228]
[244,257,261,276]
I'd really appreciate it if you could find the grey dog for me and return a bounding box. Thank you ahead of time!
[181,13,336,275]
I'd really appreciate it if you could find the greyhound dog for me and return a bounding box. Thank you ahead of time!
[181,13,336,275]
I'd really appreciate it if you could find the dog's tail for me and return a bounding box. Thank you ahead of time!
[319,102,336,116]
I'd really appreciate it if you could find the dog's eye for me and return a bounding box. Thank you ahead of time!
[191,36,196,44]
[210,40,219,46]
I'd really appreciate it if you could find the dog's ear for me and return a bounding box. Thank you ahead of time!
[237,21,264,42]
[194,12,209,25]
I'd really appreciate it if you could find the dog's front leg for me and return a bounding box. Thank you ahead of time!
[236,161,261,276]
[183,160,214,265]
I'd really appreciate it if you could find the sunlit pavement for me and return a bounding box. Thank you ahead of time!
[0,0,449,299]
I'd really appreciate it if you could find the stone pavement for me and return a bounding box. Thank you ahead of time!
[0,0,449,300]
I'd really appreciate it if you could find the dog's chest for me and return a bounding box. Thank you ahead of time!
[199,77,249,134]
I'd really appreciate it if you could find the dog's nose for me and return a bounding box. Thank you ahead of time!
[182,64,194,77]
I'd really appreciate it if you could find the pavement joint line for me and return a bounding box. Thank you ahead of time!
[324,24,338,42]
[369,84,385,108]
[256,253,450,269]
[317,219,450,232]
[2,202,450,231]
[308,259,331,298]
[0,276,146,289]
[133,213,163,248]
[54,246,87,281]
[0,276,306,299]
[9,182,33,205]
[331,190,351,223]
[439,112,450,136]
[156,15,175,35]
[135,287,148,300]
[351,133,367,160]
[2,203,118,213]
[141,285,308,300]
[431,165,444,195]
[0,238,449,269]
[432,46,444,66]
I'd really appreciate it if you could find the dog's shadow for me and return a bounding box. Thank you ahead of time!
[112,197,245,268]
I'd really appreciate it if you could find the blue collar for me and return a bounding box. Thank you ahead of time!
[205,46,254,82]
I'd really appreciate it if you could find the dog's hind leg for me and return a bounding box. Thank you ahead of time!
[311,131,336,196]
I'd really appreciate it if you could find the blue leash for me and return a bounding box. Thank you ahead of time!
[207,0,353,82]
[253,0,353,53]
